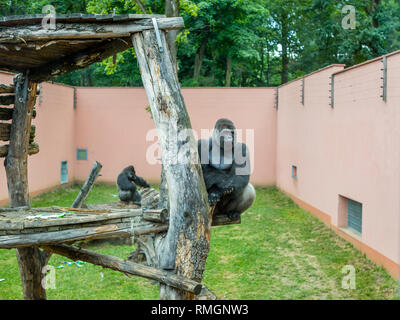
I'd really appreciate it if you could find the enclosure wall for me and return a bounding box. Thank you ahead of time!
[276,57,400,278]
[74,87,277,186]
[0,52,399,279]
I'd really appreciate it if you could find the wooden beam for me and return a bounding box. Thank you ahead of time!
[41,244,202,295]
[71,161,102,208]
[0,222,167,249]
[0,84,15,93]
[0,18,184,43]
[132,30,210,300]
[0,142,39,157]
[0,123,35,141]
[0,95,14,105]
[142,209,168,223]
[0,107,13,120]
[4,72,46,300]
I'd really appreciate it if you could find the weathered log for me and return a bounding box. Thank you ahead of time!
[0,95,14,105]
[71,161,103,208]
[4,72,45,300]
[0,221,168,249]
[0,142,39,157]
[133,28,211,300]
[142,209,168,223]
[0,123,35,141]
[0,18,184,43]
[0,107,13,120]
[41,244,202,295]
[0,84,15,94]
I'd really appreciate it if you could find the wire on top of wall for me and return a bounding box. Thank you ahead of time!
[380,56,387,102]
[301,77,305,105]
[329,75,334,108]
[275,87,279,109]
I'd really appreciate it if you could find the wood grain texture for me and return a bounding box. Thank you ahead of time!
[41,244,202,295]
[4,72,46,300]
[71,161,102,208]
[132,29,210,300]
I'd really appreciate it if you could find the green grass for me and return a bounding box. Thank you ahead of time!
[0,185,398,299]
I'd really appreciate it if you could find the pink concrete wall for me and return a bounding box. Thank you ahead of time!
[0,74,76,204]
[276,58,400,266]
[74,87,277,186]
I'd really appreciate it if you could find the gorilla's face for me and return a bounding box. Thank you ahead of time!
[126,165,136,180]
[219,128,234,151]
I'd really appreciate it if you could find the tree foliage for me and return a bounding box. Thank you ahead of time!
[0,0,399,86]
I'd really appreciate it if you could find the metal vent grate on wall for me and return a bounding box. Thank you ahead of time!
[60,161,68,184]
[347,199,362,234]
[77,149,88,160]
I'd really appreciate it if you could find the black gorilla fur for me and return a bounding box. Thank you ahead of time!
[117,165,150,204]
[198,118,255,219]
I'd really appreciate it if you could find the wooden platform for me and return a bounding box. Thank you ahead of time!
[0,14,184,81]
[0,206,167,249]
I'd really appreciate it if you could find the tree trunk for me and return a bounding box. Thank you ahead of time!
[193,38,207,79]
[225,56,232,87]
[132,29,210,300]
[266,44,270,86]
[5,72,48,300]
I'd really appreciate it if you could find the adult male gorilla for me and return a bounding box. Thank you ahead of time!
[198,118,255,219]
[117,165,150,205]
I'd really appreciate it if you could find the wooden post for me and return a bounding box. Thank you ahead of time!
[132,30,211,300]
[4,72,48,300]
[71,161,102,208]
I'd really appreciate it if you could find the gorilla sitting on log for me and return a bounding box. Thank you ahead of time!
[198,118,256,219]
[117,165,150,205]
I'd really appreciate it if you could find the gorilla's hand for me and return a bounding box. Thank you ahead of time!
[208,192,221,206]
[208,187,235,206]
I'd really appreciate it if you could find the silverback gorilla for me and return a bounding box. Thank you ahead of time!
[198,118,256,219]
[117,165,150,205]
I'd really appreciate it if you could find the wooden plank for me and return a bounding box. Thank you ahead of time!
[142,209,168,223]
[0,18,184,43]
[41,244,202,295]
[0,209,143,230]
[0,107,13,120]
[0,222,167,248]
[0,14,166,26]
[0,84,15,93]
[0,95,14,105]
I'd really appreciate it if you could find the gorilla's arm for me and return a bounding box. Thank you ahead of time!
[117,173,136,191]
[132,175,150,188]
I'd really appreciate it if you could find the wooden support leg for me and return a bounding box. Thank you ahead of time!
[132,30,210,300]
[4,72,47,300]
